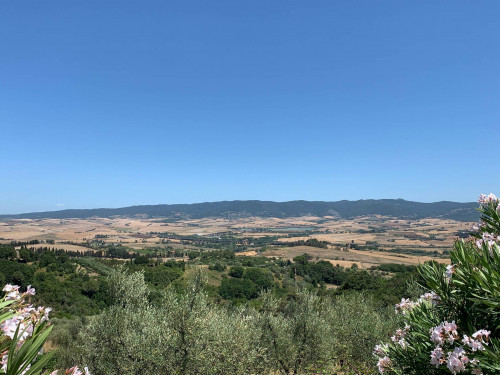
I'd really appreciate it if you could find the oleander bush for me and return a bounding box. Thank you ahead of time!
[374,194,500,374]
[0,284,90,375]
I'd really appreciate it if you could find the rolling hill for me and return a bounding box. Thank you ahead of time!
[0,199,479,221]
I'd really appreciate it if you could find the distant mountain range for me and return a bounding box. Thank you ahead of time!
[0,199,479,221]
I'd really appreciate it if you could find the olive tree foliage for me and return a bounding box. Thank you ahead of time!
[107,265,149,308]
[159,271,268,375]
[327,292,396,366]
[258,289,331,374]
[75,267,267,375]
[76,267,172,375]
[66,266,395,374]
[257,290,395,374]
[49,318,85,370]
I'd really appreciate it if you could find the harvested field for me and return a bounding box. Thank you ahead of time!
[260,246,450,268]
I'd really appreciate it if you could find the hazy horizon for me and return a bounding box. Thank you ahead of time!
[2,1,499,213]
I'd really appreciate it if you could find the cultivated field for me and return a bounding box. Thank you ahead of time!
[0,214,471,267]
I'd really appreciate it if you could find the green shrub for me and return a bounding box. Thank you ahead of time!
[208,261,226,272]
[228,266,244,278]
[243,268,274,291]
[219,277,258,300]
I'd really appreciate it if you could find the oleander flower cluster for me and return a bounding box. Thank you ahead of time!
[470,194,500,255]
[373,344,392,372]
[391,324,410,349]
[0,284,92,375]
[375,291,442,373]
[0,284,45,374]
[375,288,492,374]
[477,193,498,206]
[394,291,440,315]
[474,232,498,249]
[376,354,392,374]
[429,322,489,374]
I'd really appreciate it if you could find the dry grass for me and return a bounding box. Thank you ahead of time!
[258,245,449,268]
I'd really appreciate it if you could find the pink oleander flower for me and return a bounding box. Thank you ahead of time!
[430,346,445,368]
[482,232,496,241]
[377,356,391,373]
[430,321,459,346]
[472,329,490,342]
[1,316,34,342]
[373,344,388,357]
[1,316,23,339]
[1,351,8,373]
[394,292,440,317]
[397,338,406,348]
[445,264,454,280]
[446,347,469,374]
[391,324,410,348]
[18,305,36,319]
[479,233,498,250]
[478,193,498,205]
[64,366,92,375]
[474,233,499,256]
[23,285,36,296]
[462,335,485,352]
[3,284,19,293]
[395,298,417,315]
[430,326,444,346]
[4,284,22,301]
[475,239,483,248]
[418,291,441,306]
[34,306,52,323]
[443,321,459,343]
[3,284,36,301]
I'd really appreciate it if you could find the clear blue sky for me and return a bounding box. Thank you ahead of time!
[1,1,499,214]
